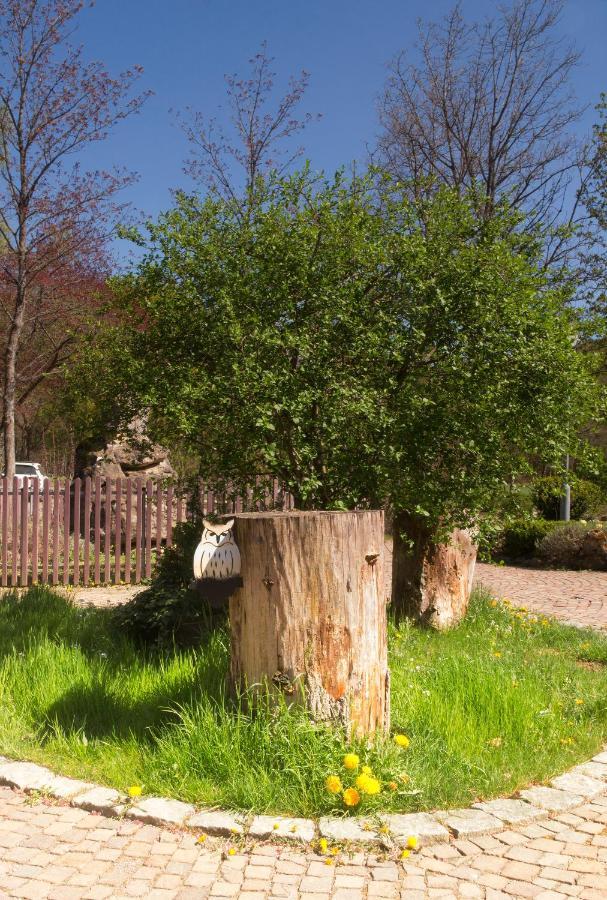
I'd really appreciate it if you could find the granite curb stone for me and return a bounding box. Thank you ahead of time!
[249,815,316,842]
[518,785,584,812]
[126,796,196,826]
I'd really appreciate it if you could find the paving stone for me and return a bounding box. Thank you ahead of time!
[550,772,606,798]
[0,760,56,791]
[592,751,607,764]
[126,796,196,827]
[518,786,584,812]
[187,810,245,836]
[472,799,545,825]
[385,813,449,845]
[318,816,380,843]
[71,787,127,816]
[248,815,315,842]
[434,807,503,837]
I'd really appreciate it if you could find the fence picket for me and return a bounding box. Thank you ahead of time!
[166,484,173,548]
[104,478,112,585]
[155,480,162,553]
[94,476,101,584]
[114,478,122,585]
[73,478,81,587]
[63,478,71,586]
[125,479,133,584]
[83,477,91,586]
[42,480,50,584]
[145,479,153,580]
[52,478,60,585]
[135,478,143,582]
[1,477,7,587]
[31,479,39,584]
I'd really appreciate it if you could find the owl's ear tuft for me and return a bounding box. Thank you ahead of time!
[225,519,234,530]
[202,519,214,532]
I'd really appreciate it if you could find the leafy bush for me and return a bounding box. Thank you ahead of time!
[533,476,604,521]
[112,521,223,646]
[499,518,564,559]
[537,521,606,569]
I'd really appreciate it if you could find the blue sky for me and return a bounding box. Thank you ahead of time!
[76,0,607,253]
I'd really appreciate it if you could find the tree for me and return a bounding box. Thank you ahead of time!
[73,171,600,623]
[180,42,318,214]
[0,0,148,477]
[376,0,585,269]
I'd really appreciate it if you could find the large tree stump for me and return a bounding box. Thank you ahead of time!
[392,512,477,629]
[227,510,389,737]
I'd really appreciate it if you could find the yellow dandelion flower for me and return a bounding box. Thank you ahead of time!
[379,825,390,835]
[362,765,373,775]
[406,835,419,850]
[343,787,361,807]
[394,734,410,749]
[388,781,398,791]
[343,753,360,770]
[490,600,497,608]
[401,849,410,859]
[318,838,328,853]
[128,785,142,798]
[330,847,339,856]
[362,776,381,795]
[227,848,236,856]
[493,651,502,658]
[575,698,584,705]
[196,834,207,844]
[325,775,343,794]
[273,823,279,830]
[325,858,333,866]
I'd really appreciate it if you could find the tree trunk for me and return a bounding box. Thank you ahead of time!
[391,511,477,629]
[227,510,389,737]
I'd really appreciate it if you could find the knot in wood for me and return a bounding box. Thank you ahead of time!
[262,576,274,589]
[365,553,379,565]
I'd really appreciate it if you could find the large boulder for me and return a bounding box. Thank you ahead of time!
[74,417,175,481]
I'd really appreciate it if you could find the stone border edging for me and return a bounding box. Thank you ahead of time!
[0,749,606,848]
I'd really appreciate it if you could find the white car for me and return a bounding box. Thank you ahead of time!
[5,462,47,488]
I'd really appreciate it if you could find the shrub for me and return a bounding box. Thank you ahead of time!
[537,521,607,569]
[533,476,604,521]
[499,518,564,559]
[112,520,224,646]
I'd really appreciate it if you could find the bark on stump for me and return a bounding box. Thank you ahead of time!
[227,510,389,737]
[392,513,477,629]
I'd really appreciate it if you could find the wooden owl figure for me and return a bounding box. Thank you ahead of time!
[193,519,241,581]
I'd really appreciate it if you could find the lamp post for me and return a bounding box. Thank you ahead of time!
[559,453,571,521]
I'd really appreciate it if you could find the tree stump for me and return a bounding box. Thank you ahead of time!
[227,510,389,737]
[392,512,477,629]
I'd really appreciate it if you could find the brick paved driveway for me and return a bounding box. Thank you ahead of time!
[1,782,607,899]
[474,563,607,630]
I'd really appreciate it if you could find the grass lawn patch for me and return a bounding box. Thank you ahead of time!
[0,586,606,817]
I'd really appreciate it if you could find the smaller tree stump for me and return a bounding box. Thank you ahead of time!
[227,510,389,737]
[392,512,477,629]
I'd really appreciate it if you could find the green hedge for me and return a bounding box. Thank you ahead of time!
[500,518,565,559]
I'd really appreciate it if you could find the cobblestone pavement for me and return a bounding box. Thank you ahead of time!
[474,563,607,630]
[1,782,607,899]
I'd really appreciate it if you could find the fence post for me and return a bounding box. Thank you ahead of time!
[1,477,8,587]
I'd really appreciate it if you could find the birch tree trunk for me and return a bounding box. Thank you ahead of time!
[228,510,389,737]
[391,512,477,629]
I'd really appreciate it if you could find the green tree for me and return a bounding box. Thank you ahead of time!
[73,171,600,620]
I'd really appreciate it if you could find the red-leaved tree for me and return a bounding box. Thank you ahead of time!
[0,0,149,476]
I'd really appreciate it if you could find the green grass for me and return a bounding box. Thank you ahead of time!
[0,586,606,817]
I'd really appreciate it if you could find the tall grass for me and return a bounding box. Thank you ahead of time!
[0,586,606,816]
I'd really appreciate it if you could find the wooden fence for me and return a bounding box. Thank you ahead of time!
[0,476,293,588]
